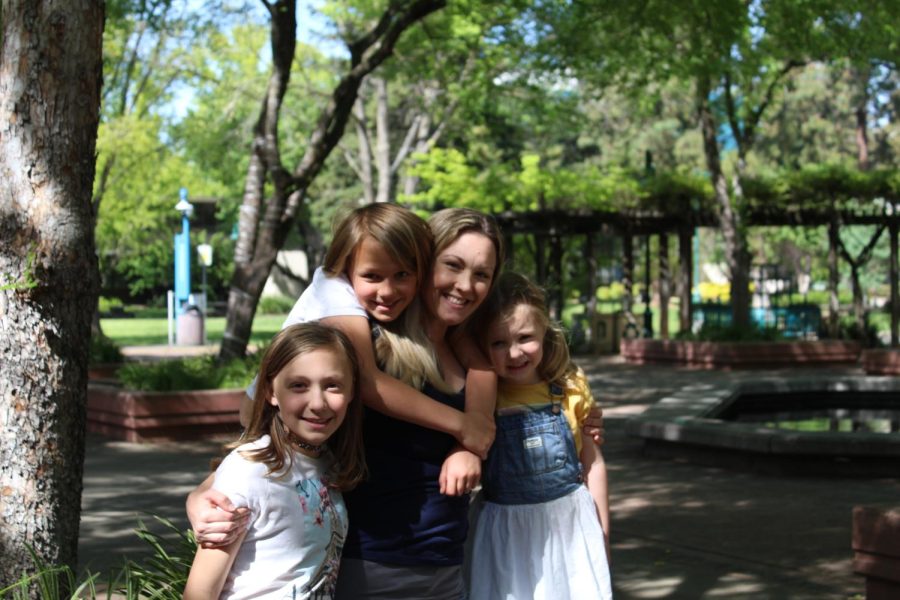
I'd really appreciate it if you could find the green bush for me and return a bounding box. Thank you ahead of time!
[117,353,262,392]
[97,296,124,314]
[675,322,785,342]
[89,336,125,365]
[258,294,296,315]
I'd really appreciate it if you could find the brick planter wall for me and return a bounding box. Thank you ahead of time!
[620,339,861,369]
[853,506,900,599]
[87,384,244,442]
[861,349,900,376]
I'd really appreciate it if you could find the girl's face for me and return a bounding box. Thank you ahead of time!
[487,304,545,385]
[424,231,496,327]
[347,237,418,323]
[269,348,354,451]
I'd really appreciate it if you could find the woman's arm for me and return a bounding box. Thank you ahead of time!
[580,431,610,556]
[183,530,247,599]
[321,314,495,458]
[186,473,250,548]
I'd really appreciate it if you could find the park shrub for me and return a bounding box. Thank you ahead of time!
[89,336,125,365]
[97,296,124,314]
[257,294,296,315]
[117,352,261,392]
[0,518,194,600]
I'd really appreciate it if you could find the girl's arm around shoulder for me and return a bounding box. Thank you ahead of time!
[570,367,605,446]
[439,334,497,496]
[184,529,248,600]
[320,314,494,458]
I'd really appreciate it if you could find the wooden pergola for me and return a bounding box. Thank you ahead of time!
[494,200,900,347]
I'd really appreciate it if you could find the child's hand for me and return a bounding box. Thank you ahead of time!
[583,404,605,446]
[439,446,482,496]
[458,412,495,459]
[187,488,250,548]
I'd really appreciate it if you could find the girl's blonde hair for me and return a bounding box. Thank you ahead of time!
[323,203,433,287]
[477,271,575,386]
[235,323,366,491]
[375,208,505,392]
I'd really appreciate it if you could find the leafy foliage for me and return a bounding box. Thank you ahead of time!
[117,353,261,391]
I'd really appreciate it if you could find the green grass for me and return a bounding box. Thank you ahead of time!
[101,314,286,347]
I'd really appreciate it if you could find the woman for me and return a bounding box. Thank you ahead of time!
[334,208,503,599]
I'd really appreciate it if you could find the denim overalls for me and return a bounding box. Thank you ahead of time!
[482,384,583,505]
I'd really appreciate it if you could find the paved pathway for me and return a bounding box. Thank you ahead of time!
[78,353,899,598]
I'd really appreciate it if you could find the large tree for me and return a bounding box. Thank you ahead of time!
[0,0,104,584]
[219,0,446,361]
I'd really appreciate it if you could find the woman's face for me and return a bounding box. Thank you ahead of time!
[424,231,497,327]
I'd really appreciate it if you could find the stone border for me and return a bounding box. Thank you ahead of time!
[862,349,900,376]
[853,506,900,599]
[87,383,244,443]
[620,339,862,369]
[625,375,900,475]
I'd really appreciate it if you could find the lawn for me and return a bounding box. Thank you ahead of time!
[101,314,287,347]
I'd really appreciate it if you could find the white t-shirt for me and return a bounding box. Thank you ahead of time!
[214,436,349,600]
[247,267,366,399]
[283,266,367,327]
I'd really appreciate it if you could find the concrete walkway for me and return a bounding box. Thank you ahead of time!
[78,354,900,598]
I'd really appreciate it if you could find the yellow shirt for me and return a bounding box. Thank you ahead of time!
[496,368,595,454]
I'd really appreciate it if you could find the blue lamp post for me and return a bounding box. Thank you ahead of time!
[174,187,193,314]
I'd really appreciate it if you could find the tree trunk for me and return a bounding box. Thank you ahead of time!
[852,65,871,171]
[219,0,447,361]
[0,0,103,583]
[828,219,841,338]
[697,81,751,328]
[373,77,392,203]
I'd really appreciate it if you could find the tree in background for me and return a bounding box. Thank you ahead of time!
[532,0,898,328]
[0,0,104,583]
[218,0,447,361]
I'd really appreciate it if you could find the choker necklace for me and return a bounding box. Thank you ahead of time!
[279,417,325,455]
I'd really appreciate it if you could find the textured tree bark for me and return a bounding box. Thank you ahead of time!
[697,81,751,328]
[0,0,103,583]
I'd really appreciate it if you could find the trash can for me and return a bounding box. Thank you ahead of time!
[176,305,204,346]
[591,311,625,354]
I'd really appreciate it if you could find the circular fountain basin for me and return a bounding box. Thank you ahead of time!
[625,376,900,477]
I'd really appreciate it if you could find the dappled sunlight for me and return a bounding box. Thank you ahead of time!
[616,574,685,599]
[704,573,766,596]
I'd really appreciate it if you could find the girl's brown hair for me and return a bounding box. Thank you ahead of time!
[323,203,433,288]
[477,271,575,386]
[234,323,366,491]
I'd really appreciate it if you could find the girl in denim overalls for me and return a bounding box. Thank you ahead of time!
[469,272,612,599]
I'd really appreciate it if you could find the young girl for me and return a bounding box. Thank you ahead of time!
[184,322,366,600]
[469,272,613,600]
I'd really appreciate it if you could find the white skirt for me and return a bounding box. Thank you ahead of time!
[468,486,612,600]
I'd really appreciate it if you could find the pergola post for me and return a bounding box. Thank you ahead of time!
[585,232,598,351]
[678,225,693,333]
[891,220,898,347]
[550,233,564,321]
[622,229,637,335]
[659,232,670,339]
[828,219,841,339]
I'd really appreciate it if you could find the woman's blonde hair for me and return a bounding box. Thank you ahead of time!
[476,271,575,386]
[323,203,433,287]
[375,208,505,392]
[233,323,366,491]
